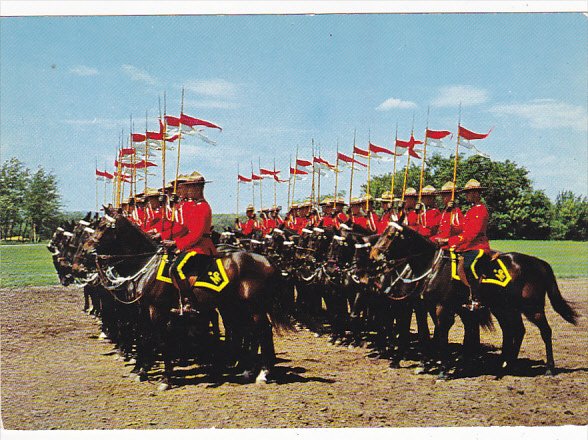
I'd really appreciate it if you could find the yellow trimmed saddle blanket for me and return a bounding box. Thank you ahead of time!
[450,249,512,288]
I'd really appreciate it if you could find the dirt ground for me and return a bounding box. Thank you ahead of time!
[1,279,587,430]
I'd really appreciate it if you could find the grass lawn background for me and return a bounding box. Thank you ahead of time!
[1,241,586,288]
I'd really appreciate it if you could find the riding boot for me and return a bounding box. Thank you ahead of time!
[462,250,484,311]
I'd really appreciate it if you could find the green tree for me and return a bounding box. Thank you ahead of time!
[368,154,554,239]
[23,167,62,241]
[0,158,29,240]
[551,191,588,240]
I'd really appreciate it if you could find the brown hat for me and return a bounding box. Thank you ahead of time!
[246,204,255,212]
[404,187,418,198]
[463,179,486,191]
[438,181,457,193]
[179,171,211,185]
[144,187,160,197]
[421,185,436,196]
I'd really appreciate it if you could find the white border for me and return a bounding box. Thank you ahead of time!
[1,1,587,17]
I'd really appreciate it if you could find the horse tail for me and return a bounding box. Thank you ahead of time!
[266,270,296,334]
[478,306,495,332]
[543,261,579,325]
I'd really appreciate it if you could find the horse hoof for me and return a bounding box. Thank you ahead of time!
[98,332,107,340]
[545,369,555,377]
[255,369,269,384]
[157,382,170,391]
[241,370,254,382]
[414,366,426,375]
[126,358,136,365]
[134,374,143,383]
[436,372,449,382]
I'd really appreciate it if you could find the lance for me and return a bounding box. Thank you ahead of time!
[333,139,339,209]
[311,139,316,205]
[172,88,185,197]
[251,160,255,208]
[390,123,398,197]
[366,129,371,211]
[348,129,356,206]
[95,158,99,212]
[292,147,299,206]
[273,158,277,208]
[452,103,462,201]
[236,163,240,217]
[160,95,168,234]
[103,161,108,207]
[143,110,150,193]
[115,130,123,207]
[418,107,431,203]
[317,144,321,206]
[401,115,416,200]
[258,156,263,210]
[287,155,292,209]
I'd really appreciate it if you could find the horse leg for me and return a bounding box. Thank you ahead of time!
[254,315,276,383]
[434,305,455,380]
[491,308,515,379]
[523,309,554,375]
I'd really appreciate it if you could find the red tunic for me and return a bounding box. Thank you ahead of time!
[239,218,259,236]
[173,199,217,255]
[404,210,418,228]
[352,215,376,232]
[294,216,309,235]
[334,212,349,229]
[430,208,464,244]
[321,216,335,228]
[448,204,490,252]
[416,208,441,238]
[263,218,277,235]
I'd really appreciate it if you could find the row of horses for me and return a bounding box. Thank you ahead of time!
[221,217,579,378]
[48,210,579,389]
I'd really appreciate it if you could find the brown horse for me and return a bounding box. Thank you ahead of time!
[74,213,293,388]
[370,222,579,378]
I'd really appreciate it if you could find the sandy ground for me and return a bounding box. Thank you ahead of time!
[1,279,587,429]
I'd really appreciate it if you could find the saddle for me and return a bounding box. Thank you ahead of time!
[451,249,512,288]
[157,252,230,293]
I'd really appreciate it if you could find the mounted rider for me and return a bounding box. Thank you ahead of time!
[376,191,395,234]
[319,197,336,229]
[447,179,491,311]
[332,198,349,230]
[235,205,260,237]
[349,196,377,233]
[167,171,218,307]
[430,181,465,248]
[269,206,283,228]
[400,187,419,228]
[415,185,441,239]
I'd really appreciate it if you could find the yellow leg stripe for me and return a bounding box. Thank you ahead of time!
[450,249,460,280]
[156,254,173,284]
[470,249,485,280]
[176,251,197,281]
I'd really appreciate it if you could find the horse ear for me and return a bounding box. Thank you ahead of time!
[84,212,92,221]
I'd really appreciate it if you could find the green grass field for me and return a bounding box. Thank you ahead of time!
[1,241,586,288]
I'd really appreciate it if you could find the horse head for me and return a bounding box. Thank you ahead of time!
[370,222,402,261]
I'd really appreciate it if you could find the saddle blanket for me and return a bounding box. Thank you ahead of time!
[450,249,512,287]
[156,253,229,292]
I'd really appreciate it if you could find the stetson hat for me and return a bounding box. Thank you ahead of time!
[349,197,362,205]
[438,181,458,193]
[246,204,255,212]
[166,174,189,189]
[463,179,486,191]
[333,198,347,206]
[144,187,160,197]
[421,185,436,196]
[404,187,418,198]
[377,191,393,202]
[179,171,212,185]
[319,197,332,206]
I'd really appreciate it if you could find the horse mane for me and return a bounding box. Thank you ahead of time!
[114,215,159,253]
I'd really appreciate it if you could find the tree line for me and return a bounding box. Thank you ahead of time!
[0,158,63,242]
[1,155,586,242]
[365,154,588,240]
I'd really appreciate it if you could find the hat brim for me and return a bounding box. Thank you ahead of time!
[463,186,487,191]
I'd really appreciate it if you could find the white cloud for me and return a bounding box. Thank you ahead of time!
[63,118,129,129]
[121,64,157,85]
[376,97,417,111]
[70,65,98,76]
[184,79,237,98]
[431,85,489,107]
[490,99,587,131]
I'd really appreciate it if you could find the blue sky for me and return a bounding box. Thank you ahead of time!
[1,13,586,213]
